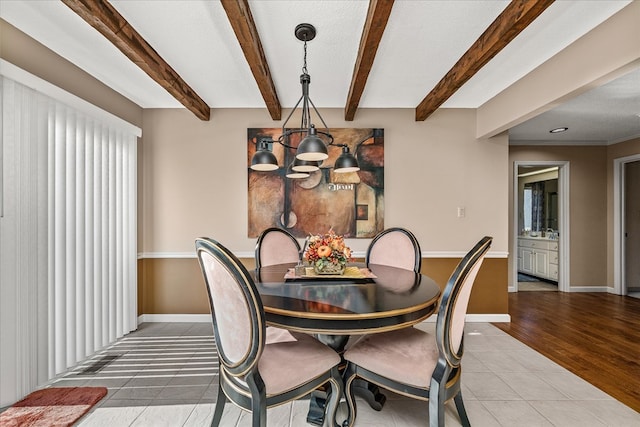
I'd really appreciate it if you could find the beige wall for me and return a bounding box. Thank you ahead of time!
[2,17,510,315]
[0,19,142,127]
[492,2,640,290]
[5,3,636,314]
[510,141,640,289]
[139,107,509,314]
[508,145,640,288]
[606,137,640,285]
[140,108,508,255]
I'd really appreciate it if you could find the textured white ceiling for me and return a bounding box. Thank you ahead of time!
[1,0,637,144]
[509,67,640,144]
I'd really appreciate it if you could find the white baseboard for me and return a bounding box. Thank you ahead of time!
[138,314,211,324]
[568,286,609,292]
[138,313,511,325]
[422,313,510,323]
[466,314,511,322]
[509,286,611,293]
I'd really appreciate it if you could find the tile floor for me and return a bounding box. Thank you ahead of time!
[517,281,558,291]
[517,274,558,292]
[44,322,640,427]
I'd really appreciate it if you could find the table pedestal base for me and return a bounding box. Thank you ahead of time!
[305,381,387,426]
[306,335,387,426]
[306,393,328,426]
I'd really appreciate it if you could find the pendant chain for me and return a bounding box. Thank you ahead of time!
[302,40,308,75]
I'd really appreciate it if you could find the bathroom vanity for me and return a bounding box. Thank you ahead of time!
[517,236,558,282]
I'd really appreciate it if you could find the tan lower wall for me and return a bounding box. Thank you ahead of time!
[138,258,209,315]
[421,258,508,315]
[138,257,508,315]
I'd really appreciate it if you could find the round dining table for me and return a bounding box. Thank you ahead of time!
[251,262,441,426]
[253,262,440,335]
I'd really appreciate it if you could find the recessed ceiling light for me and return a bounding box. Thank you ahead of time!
[549,127,568,133]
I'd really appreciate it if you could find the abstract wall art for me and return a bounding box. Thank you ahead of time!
[248,128,384,238]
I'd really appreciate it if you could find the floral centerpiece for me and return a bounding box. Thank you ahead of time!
[304,230,353,275]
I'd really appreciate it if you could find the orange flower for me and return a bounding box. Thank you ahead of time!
[317,245,332,258]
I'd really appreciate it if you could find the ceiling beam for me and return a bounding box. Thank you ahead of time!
[415,0,555,121]
[344,0,395,121]
[61,0,210,121]
[221,0,281,120]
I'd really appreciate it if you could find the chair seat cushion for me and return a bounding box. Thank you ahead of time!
[344,327,438,389]
[260,328,341,396]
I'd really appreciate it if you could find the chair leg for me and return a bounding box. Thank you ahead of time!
[251,404,266,427]
[428,378,447,427]
[247,373,267,427]
[454,392,471,427]
[211,382,226,427]
[324,367,344,427]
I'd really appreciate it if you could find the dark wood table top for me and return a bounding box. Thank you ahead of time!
[252,263,441,335]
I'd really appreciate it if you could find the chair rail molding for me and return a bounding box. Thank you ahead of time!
[137,251,509,259]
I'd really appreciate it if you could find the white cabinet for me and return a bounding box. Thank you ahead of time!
[519,246,534,275]
[518,237,558,282]
[533,250,549,277]
[548,241,559,281]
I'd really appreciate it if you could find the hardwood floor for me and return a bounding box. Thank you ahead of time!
[493,292,640,412]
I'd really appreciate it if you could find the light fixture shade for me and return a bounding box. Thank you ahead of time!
[285,163,310,179]
[296,126,329,161]
[251,140,279,171]
[333,146,360,173]
[291,157,320,172]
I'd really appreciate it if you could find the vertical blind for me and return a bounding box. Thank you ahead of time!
[0,77,49,406]
[48,102,138,376]
[0,75,138,406]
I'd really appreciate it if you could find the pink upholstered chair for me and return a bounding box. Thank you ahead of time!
[255,227,301,269]
[195,237,342,427]
[343,236,492,427]
[366,227,422,273]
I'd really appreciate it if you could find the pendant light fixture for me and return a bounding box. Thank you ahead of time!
[291,157,321,173]
[251,139,279,171]
[334,146,360,173]
[285,164,310,179]
[250,23,358,178]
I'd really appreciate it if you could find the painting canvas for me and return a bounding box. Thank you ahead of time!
[248,128,384,238]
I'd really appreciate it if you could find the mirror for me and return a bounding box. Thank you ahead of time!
[518,167,559,236]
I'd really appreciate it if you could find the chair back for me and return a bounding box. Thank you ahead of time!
[366,227,422,272]
[436,236,492,369]
[196,237,265,377]
[255,227,301,269]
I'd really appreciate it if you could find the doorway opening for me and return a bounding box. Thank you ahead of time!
[512,161,570,292]
[614,154,640,296]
